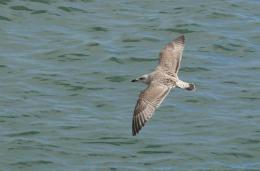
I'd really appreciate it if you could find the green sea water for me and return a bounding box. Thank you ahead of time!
[0,0,260,170]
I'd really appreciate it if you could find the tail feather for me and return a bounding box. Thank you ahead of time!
[176,80,196,91]
[185,83,195,91]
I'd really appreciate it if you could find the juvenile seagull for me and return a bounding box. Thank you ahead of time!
[131,35,195,136]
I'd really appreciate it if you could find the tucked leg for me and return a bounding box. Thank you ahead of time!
[176,80,195,91]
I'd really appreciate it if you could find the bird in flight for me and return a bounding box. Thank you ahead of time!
[131,35,195,136]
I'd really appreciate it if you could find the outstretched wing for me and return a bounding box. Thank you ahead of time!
[158,35,185,74]
[132,82,171,136]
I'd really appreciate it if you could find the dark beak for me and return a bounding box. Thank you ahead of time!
[131,79,137,82]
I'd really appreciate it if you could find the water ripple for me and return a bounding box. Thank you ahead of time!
[58,6,88,13]
[10,5,33,11]
[137,150,173,154]
[5,131,40,137]
[212,152,254,159]
[29,0,50,4]
[11,160,54,167]
[90,26,109,32]
[0,16,11,21]
[105,76,129,83]
[181,67,210,72]
[31,10,48,14]
[207,12,237,19]
[128,57,157,62]
[162,28,196,34]
[0,0,10,5]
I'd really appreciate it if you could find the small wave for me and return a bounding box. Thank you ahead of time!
[87,42,100,46]
[185,99,199,103]
[107,57,156,64]
[90,26,109,32]
[122,38,141,43]
[54,80,85,91]
[57,53,88,62]
[235,137,260,145]
[239,96,260,101]
[163,28,195,34]
[228,43,243,48]
[181,67,210,72]
[32,76,51,82]
[213,152,254,158]
[0,64,8,68]
[0,0,10,5]
[213,44,233,51]
[144,144,163,148]
[96,103,108,108]
[87,87,104,91]
[137,150,173,154]
[122,37,159,43]
[223,81,238,85]
[175,23,201,27]
[98,136,128,140]
[0,16,11,21]
[86,140,136,146]
[59,125,79,130]
[128,57,157,62]
[244,66,260,71]
[142,37,159,42]
[107,57,124,64]
[31,10,48,14]
[207,12,237,19]
[29,0,50,4]
[23,90,42,95]
[10,5,33,11]
[58,6,87,13]
[6,131,40,137]
[105,76,128,83]
[11,160,54,167]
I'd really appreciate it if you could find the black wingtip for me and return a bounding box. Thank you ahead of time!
[132,129,140,136]
[132,119,137,136]
[174,35,185,45]
[132,126,138,136]
[132,117,144,136]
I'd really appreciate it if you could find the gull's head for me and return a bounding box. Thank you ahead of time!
[131,74,150,84]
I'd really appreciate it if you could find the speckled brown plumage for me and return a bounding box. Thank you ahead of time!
[131,35,195,136]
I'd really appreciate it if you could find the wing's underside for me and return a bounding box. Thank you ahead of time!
[159,35,185,74]
[132,83,170,136]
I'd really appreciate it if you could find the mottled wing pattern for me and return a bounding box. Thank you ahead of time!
[132,82,171,136]
[159,35,185,74]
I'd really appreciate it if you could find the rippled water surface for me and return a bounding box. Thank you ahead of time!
[1,0,260,170]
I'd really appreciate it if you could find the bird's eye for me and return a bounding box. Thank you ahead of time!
[140,77,145,80]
